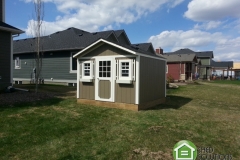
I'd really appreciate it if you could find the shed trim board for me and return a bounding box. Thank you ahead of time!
[135,55,140,104]
[95,57,115,102]
[11,33,13,84]
[13,78,77,83]
[73,39,166,61]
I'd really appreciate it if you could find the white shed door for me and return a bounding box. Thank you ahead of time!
[95,58,115,102]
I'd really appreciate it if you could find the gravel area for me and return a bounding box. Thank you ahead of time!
[0,91,59,106]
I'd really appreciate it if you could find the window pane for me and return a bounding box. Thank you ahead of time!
[107,67,110,71]
[107,61,111,66]
[107,72,110,77]
[72,57,77,70]
[99,72,102,77]
[103,72,106,77]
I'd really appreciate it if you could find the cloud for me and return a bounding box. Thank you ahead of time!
[184,0,240,21]
[148,30,223,50]
[148,30,240,61]
[22,0,185,36]
[194,21,222,30]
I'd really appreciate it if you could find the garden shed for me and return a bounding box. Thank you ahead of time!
[73,39,166,111]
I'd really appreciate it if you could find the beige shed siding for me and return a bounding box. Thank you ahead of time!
[139,56,166,104]
[83,44,132,57]
[79,82,95,100]
[99,80,111,99]
[115,82,135,104]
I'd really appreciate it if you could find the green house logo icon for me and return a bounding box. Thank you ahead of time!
[173,140,197,160]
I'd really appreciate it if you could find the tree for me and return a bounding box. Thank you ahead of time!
[31,0,44,93]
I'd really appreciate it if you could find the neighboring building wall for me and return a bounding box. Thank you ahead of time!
[139,57,165,104]
[166,63,184,80]
[0,0,2,22]
[0,31,11,90]
[13,51,78,82]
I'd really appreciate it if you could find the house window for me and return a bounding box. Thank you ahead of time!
[80,60,93,82]
[116,59,134,83]
[15,57,21,69]
[70,52,77,73]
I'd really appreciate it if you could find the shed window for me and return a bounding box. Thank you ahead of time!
[116,59,134,84]
[15,57,21,69]
[80,61,94,82]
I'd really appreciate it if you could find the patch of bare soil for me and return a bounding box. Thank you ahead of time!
[0,91,59,106]
[131,148,172,160]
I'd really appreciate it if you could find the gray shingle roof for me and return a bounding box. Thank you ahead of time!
[162,53,197,63]
[164,48,214,58]
[13,27,159,58]
[13,27,116,53]
[0,21,24,34]
[132,43,155,54]
[212,60,233,68]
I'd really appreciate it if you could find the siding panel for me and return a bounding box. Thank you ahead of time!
[80,82,95,99]
[115,82,135,104]
[139,57,166,104]
[13,51,78,81]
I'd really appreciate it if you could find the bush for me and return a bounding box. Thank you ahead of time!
[167,75,174,84]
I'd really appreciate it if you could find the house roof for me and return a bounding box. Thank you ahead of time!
[73,39,165,60]
[0,21,24,34]
[164,48,214,58]
[212,60,233,68]
[162,53,198,63]
[13,27,119,54]
[132,43,155,54]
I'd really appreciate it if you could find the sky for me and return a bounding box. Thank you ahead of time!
[6,0,240,61]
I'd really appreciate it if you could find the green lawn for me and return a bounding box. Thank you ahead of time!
[0,82,240,159]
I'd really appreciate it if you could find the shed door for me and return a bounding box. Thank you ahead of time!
[95,58,115,102]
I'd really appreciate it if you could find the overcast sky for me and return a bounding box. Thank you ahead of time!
[6,0,240,61]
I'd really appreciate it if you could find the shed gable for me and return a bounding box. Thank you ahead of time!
[83,43,133,57]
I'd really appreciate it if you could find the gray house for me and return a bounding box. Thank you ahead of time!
[73,39,166,111]
[164,48,214,80]
[0,0,24,90]
[13,27,132,85]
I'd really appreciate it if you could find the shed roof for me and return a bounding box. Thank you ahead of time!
[0,21,24,34]
[73,39,165,60]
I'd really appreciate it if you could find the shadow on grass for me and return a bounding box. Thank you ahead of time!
[150,95,192,110]
[0,97,65,111]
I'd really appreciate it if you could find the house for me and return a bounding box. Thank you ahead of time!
[73,39,167,111]
[13,27,131,85]
[233,62,240,80]
[0,0,24,91]
[211,60,233,79]
[163,48,214,80]
[161,52,198,81]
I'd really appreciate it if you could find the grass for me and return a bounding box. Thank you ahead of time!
[0,82,240,159]
[210,79,240,85]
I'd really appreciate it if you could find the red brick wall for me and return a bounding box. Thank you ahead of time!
[166,63,184,81]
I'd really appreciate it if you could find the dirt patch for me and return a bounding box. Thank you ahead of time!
[0,91,59,106]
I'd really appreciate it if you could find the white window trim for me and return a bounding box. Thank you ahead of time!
[80,60,94,82]
[166,65,168,73]
[15,57,21,69]
[116,59,135,84]
[70,52,77,73]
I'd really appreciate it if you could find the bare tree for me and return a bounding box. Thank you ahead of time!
[31,0,44,93]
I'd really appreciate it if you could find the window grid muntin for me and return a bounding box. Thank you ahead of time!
[99,60,111,78]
